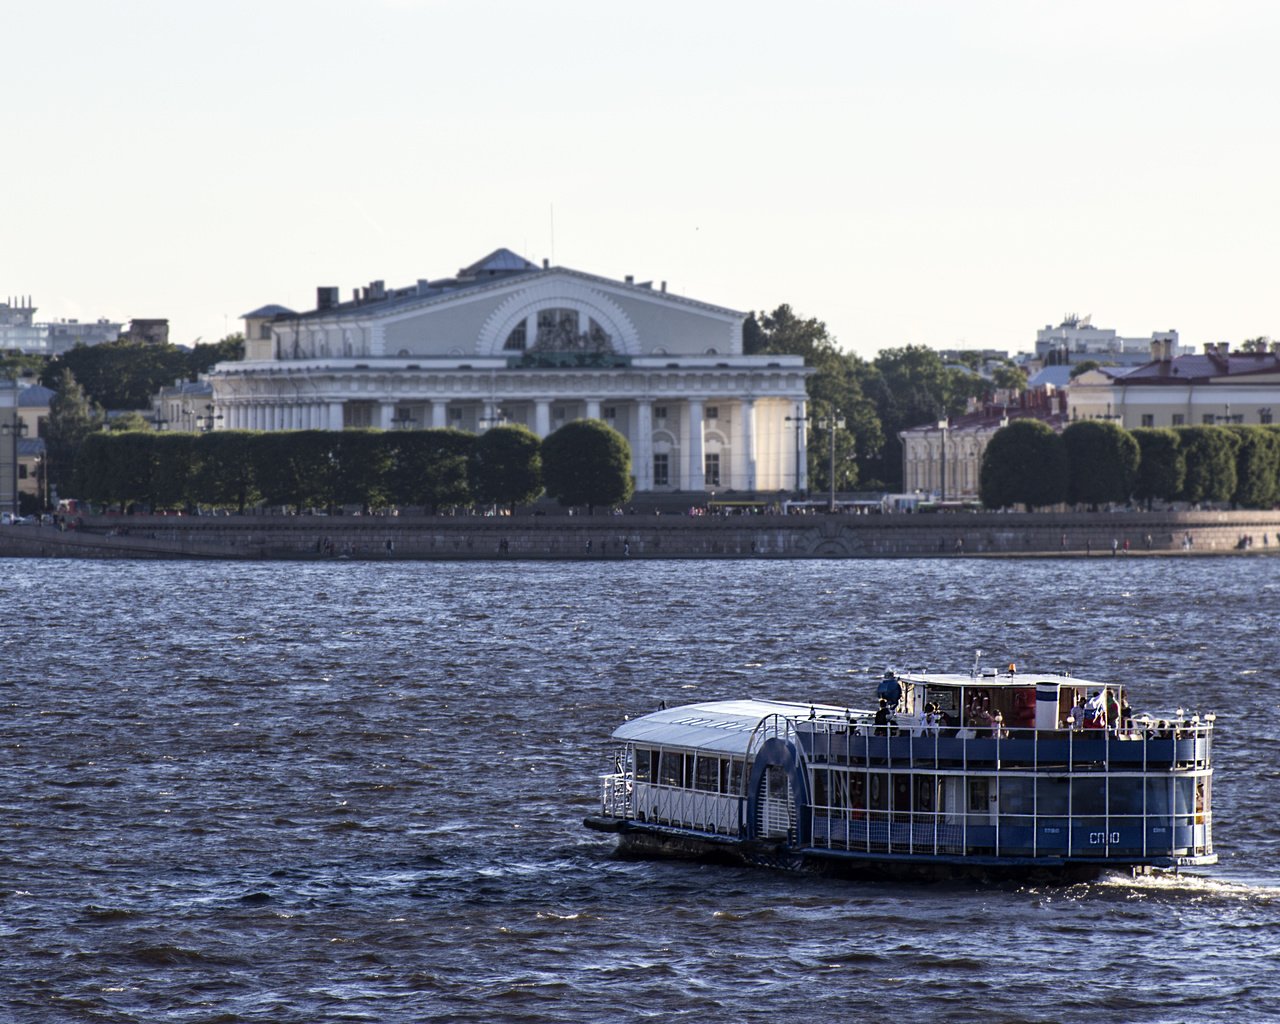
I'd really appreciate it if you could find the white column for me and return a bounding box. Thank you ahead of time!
[535,399,552,437]
[796,401,809,491]
[481,401,497,430]
[635,400,653,492]
[329,402,345,430]
[431,400,447,429]
[687,398,706,492]
[377,402,395,430]
[740,398,757,492]
[585,398,601,420]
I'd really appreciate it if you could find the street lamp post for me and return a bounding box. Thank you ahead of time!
[817,415,845,511]
[785,406,809,495]
[195,403,223,433]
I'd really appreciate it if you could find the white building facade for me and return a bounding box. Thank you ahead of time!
[1068,342,1280,428]
[1035,314,1184,367]
[208,250,811,493]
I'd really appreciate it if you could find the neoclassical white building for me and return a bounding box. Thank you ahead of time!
[208,249,811,493]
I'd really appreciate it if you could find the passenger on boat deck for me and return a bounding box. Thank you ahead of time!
[990,710,1005,738]
[923,702,941,736]
[877,671,902,708]
[1068,694,1086,729]
[1083,691,1107,729]
[875,698,892,735]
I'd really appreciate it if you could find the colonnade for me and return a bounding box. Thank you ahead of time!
[215,395,806,493]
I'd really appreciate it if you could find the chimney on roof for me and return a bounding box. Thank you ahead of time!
[542,258,549,269]
[661,281,667,292]
[317,286,339,310]
[625,274,634,284]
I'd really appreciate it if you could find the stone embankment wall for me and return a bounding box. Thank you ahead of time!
[2,510,1279,561]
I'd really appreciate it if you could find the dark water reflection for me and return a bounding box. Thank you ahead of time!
[1,556,1276,1022]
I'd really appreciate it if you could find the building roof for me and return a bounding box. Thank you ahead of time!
[1026,366,1073,389]
[247,248,744,327]
[1119,349,1280,384]
[459,247,537,276]
[19,384,54,407]
[241,304,296,319]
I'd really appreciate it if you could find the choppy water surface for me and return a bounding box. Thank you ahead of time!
[2,556,1278,1022]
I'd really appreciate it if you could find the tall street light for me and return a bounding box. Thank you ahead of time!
[817,415,844,511]
[785,406,808,495]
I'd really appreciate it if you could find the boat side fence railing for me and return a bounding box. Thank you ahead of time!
[798,716,1213,861]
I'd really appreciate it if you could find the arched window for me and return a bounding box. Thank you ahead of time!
[504,321,527,351]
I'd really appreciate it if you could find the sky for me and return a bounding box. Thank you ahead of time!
[4,0,1278,359]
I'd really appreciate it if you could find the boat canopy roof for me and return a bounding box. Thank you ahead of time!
[611,699,843,755]
[898,671,1108,691]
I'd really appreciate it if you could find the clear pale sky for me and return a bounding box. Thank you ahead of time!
[4,0,1277,358]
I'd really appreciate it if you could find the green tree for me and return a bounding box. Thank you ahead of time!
[871,346,987,490]
[1068,360,1102,379]
[1177,426,1238,505]
[251,431,331,512]
[45,367,103,498]
[332,430,392,511]
[1131,428,1184,509]
[107,431,156,507]
[745,305,883,490]
[541,419,634,512]
[469,424,542,511]
[1228,427,1280,509]
[385,429,473,512]
[72,432,114,506]
[191,431,260,512]
[42,333,245,411]
[979,419,1068,511]
[152,432,196,510]
[107,411,153,432]
[991,364,1028,392]
[1061,421,1140,508]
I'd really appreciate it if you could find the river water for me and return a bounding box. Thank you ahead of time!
[1,556,1277,1023]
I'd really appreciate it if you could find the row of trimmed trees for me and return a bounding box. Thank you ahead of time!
[71,420,634,514]
[980,421,1280,511]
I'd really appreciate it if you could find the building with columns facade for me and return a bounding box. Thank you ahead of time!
[208,249,811,493]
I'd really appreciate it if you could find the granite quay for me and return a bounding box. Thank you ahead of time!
[2,509,1279,562]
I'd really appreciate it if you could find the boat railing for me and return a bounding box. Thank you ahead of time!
[600,771,632,818]
[807,800,1214,862]
[795,714,1214,773]
[600,773,745,836]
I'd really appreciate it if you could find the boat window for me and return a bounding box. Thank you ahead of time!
[634,748,652,781]
[1173,777,1196,819]
[1108,778,1145,815]
[892,776,912,820]
[812,769,829,808]
[1036,777,1069,815]
[721,757,744,795]
[1070,777,1106,815]
[998,776,1034,815]
[869,773,889,811]
[849,774,865,814]
[1145,777,1170,816]
[968,778,989,813]
[658,750,683,787]
[694,755,719,792]
[914,775,935,814]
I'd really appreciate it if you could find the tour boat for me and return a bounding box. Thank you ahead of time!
[584,659,1215,880]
